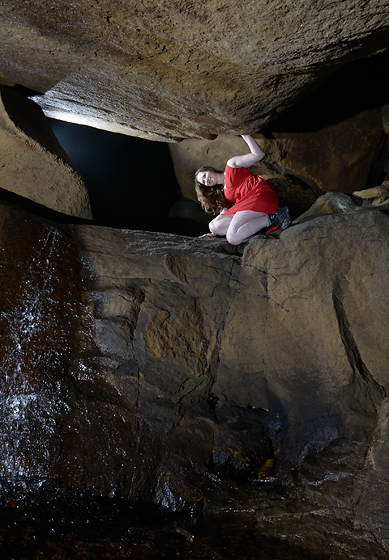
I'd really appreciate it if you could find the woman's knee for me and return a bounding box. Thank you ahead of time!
[209,219,220,235]
[226,230,243,245]
[210,216,229,236]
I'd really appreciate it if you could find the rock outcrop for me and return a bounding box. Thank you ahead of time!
[0,86,93,219]
[1,197,388,558]
[1,1,388,140]
[354,181,389,206]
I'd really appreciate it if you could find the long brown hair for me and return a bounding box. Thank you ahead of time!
[194,166,229,216]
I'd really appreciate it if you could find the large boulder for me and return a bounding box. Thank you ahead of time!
[0,197,388,558]
[0,1,388,140]
[0,86,93,219]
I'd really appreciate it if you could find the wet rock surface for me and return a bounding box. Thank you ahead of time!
[0,199,388,558]
[0,202,83,479]
[0,484,331,560]
[1,1,389,139]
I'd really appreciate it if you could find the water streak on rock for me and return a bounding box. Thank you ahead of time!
[0,204,81,482]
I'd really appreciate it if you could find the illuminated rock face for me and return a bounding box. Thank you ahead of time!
[0,86,93,219]
[1,199,388,558]
[1,0,389,140]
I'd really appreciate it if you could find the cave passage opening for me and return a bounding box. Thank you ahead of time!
[46,53,389,235]
[48,119,206,236]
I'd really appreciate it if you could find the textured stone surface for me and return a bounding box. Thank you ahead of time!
[1,0,388,140]
[0,86,92,219]
[1,198,388,558]
[268,107,389,194]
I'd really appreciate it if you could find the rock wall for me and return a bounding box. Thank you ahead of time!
[0,86,93,219]
[1,198,388,558]
[1,0,388,140]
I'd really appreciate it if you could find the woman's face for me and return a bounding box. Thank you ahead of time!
[196,170,218,187]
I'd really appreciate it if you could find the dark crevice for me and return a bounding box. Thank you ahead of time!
[332,283,386,400]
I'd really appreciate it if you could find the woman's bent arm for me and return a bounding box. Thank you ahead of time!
[226,135,265,169]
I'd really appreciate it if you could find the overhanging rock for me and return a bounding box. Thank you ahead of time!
[1,1,389,139]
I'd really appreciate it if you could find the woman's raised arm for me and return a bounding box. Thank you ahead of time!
[226,135,265,168]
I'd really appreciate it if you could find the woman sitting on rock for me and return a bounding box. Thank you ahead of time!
[195,135,290,245]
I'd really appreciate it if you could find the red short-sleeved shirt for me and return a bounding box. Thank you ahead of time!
[222,165,279,215]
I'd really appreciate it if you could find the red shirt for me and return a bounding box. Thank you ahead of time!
[223,165,279,215]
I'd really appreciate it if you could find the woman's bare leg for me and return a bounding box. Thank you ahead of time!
[209,213,234,236]
[226,210,270,245]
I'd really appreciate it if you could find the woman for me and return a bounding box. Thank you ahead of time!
[195,135,290,245]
